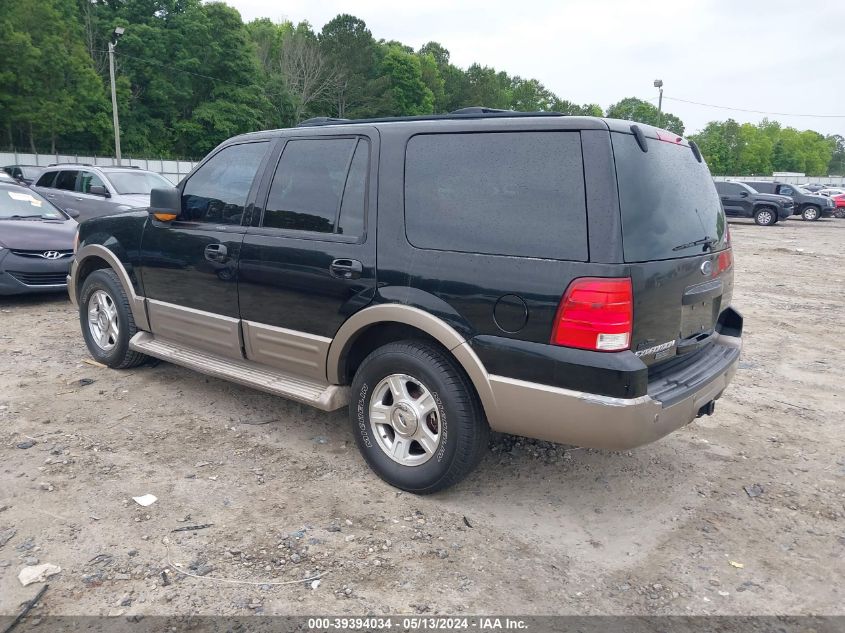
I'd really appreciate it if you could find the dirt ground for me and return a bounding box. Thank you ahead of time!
[1,218,843,619]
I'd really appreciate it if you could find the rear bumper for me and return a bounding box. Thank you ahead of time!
[485,330,742,450]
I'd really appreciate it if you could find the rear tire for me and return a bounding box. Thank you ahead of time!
[79,269,148,369]
[833,208,845,219]
[754,207,776,226]
[350,340,489,494]
[801,205,821,221]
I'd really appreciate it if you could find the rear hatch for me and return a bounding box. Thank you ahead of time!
[612,129,733,368]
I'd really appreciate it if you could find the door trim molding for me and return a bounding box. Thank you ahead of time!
[242,320,331,381]
[147,299,243,360]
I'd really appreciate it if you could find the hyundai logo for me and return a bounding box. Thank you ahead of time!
[700,260,713,276]
[41,251,62,260]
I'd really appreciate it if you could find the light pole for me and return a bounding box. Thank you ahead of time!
[108,27,125,165]
[654,79,664,128]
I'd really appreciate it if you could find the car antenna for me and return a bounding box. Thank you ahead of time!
[630,125,648,153]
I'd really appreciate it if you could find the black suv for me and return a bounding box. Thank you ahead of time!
[68,110,743,493]
[714,180,793,225]
[741,180,834,221]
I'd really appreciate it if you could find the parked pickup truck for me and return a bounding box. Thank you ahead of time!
[714,181,793,226]
[67,110,743,493]
[741,180,835,221]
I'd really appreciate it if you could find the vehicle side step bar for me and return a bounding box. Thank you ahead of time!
[129,332,349,411]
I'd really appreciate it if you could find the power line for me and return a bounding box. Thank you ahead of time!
[660,95,845,119]
[94,49,287,100]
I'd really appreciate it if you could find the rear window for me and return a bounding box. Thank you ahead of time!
[404,132,587,260]
[613,132,727,262]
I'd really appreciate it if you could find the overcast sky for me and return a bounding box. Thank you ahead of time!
[225,0,845,137]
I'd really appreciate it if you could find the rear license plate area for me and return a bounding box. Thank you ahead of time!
[681,300,718,339]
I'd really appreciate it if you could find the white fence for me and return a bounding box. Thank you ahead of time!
[714,174,845,186]
[0,151,198,184]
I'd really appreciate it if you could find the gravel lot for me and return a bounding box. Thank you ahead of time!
[1,218,843,618]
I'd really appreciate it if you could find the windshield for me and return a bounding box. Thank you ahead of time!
[793,185,810,194]
[105,170,172,195]
[613,132,727,262]
[0,185,65,220]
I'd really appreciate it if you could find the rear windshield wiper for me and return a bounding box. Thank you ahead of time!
[672,236,718,252]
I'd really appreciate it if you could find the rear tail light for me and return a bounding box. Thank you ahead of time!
[716,249,733,275]
[551,278,633,352]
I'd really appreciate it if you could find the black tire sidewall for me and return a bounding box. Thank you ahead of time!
[351,345,473,493]
[755,208,775,226]
[79,271,134,367]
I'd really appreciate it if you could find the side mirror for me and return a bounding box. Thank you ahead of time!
[66,208,80,219]
[149,186,180,222]
[89,185,110,197]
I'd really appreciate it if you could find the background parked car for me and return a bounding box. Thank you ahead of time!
[714,180,793,225]
[740,180,835,220]
[830,194,845,218]
[801,183,828,192]
[816,187,845,197]
[0,182,78,295]
[32,164,173,222]
[3,164,42,185]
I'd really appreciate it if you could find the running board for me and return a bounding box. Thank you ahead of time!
[129,332,348,411]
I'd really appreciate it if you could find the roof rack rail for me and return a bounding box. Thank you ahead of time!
[298,117,351,127]
[292,107,566,128]
[450,107,515,114]
[47,162,93,167]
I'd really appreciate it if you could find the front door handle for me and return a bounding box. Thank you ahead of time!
[330,258,363,279]
[204,243,228,263]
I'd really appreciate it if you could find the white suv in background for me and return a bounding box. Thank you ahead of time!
[32,164,173,222]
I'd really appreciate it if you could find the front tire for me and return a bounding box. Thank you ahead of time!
[350,340,489,494]
[79,269,148,369]
[801,205,821,221]
[754,207,776,226]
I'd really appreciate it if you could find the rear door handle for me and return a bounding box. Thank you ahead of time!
[204,243,228,263]
[330,258,363,279]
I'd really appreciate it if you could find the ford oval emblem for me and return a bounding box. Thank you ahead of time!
[700,260,713,276]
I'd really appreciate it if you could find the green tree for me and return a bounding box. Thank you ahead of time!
[377,46,434,116]
[606,97,684,136]
[827,135,845,175]
[2,0,109,153]
[319,14,378,117]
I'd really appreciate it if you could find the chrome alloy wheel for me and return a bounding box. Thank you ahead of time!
[369,373,441,466]
[87,289,119,351]
[757,209,773,225]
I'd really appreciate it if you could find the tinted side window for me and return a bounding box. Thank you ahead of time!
[55,170,79,191]
[337,141,368,237]
[181,142,268,224]
[79,171,105,194]
[405,132,587,260]
[36,171,57,187]
[779,185,794,195]
[263,138,366,235]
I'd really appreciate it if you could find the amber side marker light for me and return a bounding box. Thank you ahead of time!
[152,212,177,222]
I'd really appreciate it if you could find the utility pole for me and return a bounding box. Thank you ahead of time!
[108,27,125,165]
[654,79,664,128]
